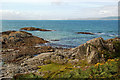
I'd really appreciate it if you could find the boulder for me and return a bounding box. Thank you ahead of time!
[20,27,55,31]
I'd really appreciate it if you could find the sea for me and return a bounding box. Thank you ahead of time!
[2,20,118,48]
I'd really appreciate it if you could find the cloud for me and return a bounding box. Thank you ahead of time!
[2,0,119,3]
[63,5,118,18]
[0,1,118,20]
[2,0,51,3]
[1,10,33,20]
[1,10,54,20]
[51,0,63,5]
[98,5,118,17]
[1,10,22,20]
[1,5,118,20]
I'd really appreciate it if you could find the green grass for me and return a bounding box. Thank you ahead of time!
[38,64,66,72]
[38,63,74,78]
[37,58,120,78]
[13,58,120,79]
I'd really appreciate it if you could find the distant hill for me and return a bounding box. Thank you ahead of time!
[100,16,118,20]
[67,16,118,20]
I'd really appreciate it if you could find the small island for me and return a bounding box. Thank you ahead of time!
[20,27,55,31]
[76,32,95,35]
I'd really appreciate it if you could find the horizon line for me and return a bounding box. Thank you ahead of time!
[0,19,119,20]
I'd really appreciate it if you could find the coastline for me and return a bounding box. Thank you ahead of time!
[1,29,120,78]
[2,20,117,48]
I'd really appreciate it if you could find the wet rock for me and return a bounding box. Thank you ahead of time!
[51,39,60,41]
[76,32,95,35]
[20,27,55,31]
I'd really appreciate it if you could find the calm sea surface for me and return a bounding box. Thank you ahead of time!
[2,20,118,48]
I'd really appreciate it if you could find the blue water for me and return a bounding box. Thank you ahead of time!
[2,20,118,48]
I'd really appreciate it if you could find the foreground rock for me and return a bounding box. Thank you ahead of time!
[22,37,120,67]
[76,32,95,35]
[1,31,48,48]
[1,31,55,64]
[2,46,54,63]
[20,27,55,31]
[71,37,120,63]
[2,37,120,78]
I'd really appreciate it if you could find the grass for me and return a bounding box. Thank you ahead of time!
[38,63,74,78]
[37,58,120,78]
[37,59,91,78]
[13,58,120,79]
[38,63,66,72]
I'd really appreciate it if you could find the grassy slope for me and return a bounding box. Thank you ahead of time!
[13,58,120,79]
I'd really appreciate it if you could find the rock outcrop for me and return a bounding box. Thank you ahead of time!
[21,37,120,68]
[20,27,55,31]
[2,37,120,78]
[71,37,120,63]
[2,46,54,63]
[76,32,95,35]
[1,31,48,48]
[1,31,54,64]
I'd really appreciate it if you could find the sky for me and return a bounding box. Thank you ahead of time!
[0,0,119,20]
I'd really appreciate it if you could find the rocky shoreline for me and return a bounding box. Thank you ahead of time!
[1,29,120,78]
[0,30,70,78]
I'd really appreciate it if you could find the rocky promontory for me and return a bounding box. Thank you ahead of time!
[20,27,55,31]
[1,31,48,48]
[1,31,54,64]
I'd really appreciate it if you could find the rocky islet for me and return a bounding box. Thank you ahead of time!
[20,27,55,31]
[76,32,95,35]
